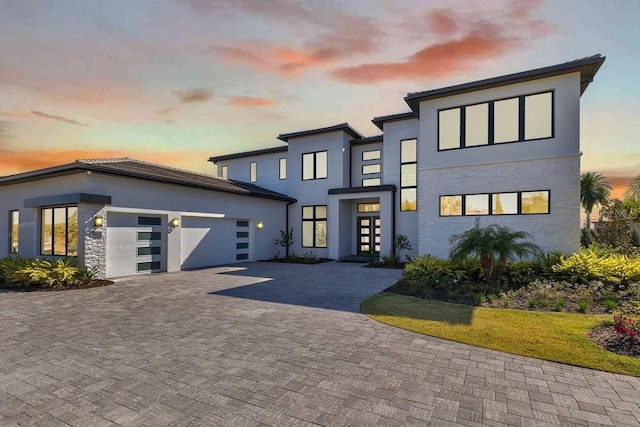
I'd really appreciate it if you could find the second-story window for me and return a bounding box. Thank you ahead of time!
[400,139,417,211]
[302,151,327,180]
[250,162,257,182]
[279,158,287,180]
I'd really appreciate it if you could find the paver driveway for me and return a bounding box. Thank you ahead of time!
[1,261,639,426]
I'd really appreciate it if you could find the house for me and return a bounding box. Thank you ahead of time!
[210,55,606,261]
[0,55,605,279]
[0,159,294,278]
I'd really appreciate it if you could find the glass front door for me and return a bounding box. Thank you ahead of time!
[358,216,380,255]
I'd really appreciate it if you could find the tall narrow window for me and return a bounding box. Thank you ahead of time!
[220,165,228,179]
[464,103,489,147]
[525,92,553,140]
[279,158,287,180]
[400,138,417,211]
[494,98,519,143]
[302,151,327,180]
[438,108,461,150]
[41,206,78,256]
[302,205,327,248]
[250,162,257,182]
[9,210,18,254]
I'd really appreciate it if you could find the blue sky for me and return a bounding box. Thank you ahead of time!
[0,0,638,197]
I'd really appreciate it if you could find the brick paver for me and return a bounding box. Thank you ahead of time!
[1,261,639,426]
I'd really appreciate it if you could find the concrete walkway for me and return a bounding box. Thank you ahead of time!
[0,261,639,426]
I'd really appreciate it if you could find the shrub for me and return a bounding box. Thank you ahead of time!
[404,255,483,284]
[0,257,93,289]
[577,300,590,313]
[603,297,619,312]
[613,301,640,340]
[551,250,640,286]
[553,299,566,312]
[380,251,400,266]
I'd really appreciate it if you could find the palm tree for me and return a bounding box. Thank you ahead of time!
[580,172,612,230]
[449,219,542,282]
[624,174,640,202]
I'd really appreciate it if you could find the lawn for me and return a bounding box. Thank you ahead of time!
[361,292,640,377]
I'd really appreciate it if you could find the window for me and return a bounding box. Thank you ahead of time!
[137,247,161,256]
[440,196,462,216]
[362,164,381,175]
[237,231,249,238]
[465,103,489,147]
[138,231,162,241]
[492,193,518,214]
[521,191,550,214]
[137,261,161,272]
[400,138,417,211]
[302,205,327,248]
[362,149,381,161]
[41,206,78,256]
[438,91,553,150]
[250,162,257,182]
[279,158,287,180]
[464,194,489,215]
[362,178,381,187]
[525,92,552,140]
[440,190,550,216]
[138,216,161,226]
[9,210,18,254]
[357,203,380,213]
[237,220,249,227]
[302,151,327,180]
[220,165,228,179]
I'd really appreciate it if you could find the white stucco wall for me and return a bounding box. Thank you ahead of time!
[351,142,383,188]
[381,118,420,258]
[214,150,288,195]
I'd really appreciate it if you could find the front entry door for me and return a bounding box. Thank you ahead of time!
[358,216,380,255]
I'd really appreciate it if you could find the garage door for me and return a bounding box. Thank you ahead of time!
[181,217,247,269]
[106,213,165,278]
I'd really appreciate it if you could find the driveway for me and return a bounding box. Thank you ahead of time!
[0,261,639,426]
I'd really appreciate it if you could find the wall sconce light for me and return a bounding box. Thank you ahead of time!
[256,221,264,229]
[170,218,180,228]
[94,216,104,227]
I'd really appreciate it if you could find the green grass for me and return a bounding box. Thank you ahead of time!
[361,293,640,377]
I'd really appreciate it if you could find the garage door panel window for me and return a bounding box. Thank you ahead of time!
[302,205,327,248]
[41,206,77,256]
[137,261,161,272]
[137,231,162,241]
[138,217,161,226]
[137,246,161,256]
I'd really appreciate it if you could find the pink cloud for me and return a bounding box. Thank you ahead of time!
[427,9,459,37]
[175,88,214,104]
[228,96,274,107]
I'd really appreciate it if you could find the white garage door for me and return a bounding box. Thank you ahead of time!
[106,213,165,278]
[181,217,247,269]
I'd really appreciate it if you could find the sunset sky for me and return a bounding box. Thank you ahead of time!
[1,0,638,199]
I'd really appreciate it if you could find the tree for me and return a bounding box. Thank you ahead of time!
[449,219,542,282]
[624,174,640,202]
[580,172,612,230]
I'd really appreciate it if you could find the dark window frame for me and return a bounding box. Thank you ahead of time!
[249,161,257,183]
[362,149,381,161]
[361,163,381,175]
[362,177,381,187]
[437,90,555,151]
[279,157,287,180]
[301,205,327,248]
[400,138,418,212]
[301,150,328,181]
[9,210,18,254]
[439,190,551,217]
[40,205,78,257]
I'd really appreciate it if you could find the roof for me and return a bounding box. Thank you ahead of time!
[371,112,417,130]
[351,135,383,146]
[0,158,296,203]
[404,54,606,113]
[208,146,287,163]
[277,122,364,142]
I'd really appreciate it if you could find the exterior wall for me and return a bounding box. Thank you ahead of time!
[418,155,581,258]
[382,118,420,259]
[0,172,288,278]
[215,151,288,195]
[351,142,383,188]
[418,73,581,169]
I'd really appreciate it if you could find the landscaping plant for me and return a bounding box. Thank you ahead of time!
[613,301,640,342]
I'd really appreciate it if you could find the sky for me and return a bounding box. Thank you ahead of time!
[0,0,638,199]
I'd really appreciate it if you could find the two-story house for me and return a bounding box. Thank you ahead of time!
[210,55,605,260]
[0,55,605,279]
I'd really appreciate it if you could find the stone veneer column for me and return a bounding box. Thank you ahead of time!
[78,203,108,279]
